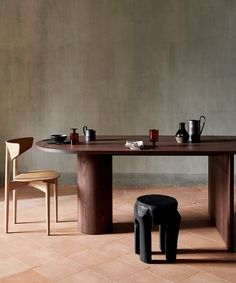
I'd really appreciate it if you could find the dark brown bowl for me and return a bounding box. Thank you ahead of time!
[51,134,67,143]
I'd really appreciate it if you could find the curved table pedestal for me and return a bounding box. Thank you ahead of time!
[77,155,112,234]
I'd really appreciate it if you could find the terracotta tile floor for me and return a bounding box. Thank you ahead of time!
[0,185,236,282]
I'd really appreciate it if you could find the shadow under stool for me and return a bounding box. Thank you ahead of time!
[134,194,181,263]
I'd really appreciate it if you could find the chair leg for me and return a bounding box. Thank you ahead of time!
[5,188,9,233]
[13,189,17,224]
[54,179,58,222]
[45,183,50,235]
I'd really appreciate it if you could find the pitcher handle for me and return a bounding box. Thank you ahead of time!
[83,125,87,135]
[200,116,206,135]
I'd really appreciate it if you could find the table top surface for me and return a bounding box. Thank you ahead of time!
[35,135,236,156]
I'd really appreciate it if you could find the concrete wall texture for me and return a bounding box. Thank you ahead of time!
[1,0,236,186]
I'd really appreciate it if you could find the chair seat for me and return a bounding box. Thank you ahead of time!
[14,170,60,182]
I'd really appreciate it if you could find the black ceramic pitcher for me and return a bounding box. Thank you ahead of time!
[83,125,96,142]
[188,116,206,143]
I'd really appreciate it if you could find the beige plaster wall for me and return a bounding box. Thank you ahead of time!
[1,0,236,185]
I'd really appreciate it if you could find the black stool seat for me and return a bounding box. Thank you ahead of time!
[134,194,181,263]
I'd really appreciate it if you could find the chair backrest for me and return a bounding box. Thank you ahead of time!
[5,137,34,181]
[6,137,34,160]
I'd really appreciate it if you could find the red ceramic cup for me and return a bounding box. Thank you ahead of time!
[149,129,159,142]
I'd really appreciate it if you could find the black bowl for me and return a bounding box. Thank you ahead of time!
[51,134,67,143]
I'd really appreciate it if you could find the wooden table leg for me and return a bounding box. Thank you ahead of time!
[77,154,112,234]
[208,154,234,251]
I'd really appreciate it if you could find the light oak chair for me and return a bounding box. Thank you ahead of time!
[5,137,60,235]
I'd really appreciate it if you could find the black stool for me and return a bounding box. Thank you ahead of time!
[134,194,181,263]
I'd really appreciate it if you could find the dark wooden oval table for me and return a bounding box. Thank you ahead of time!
[36,135,236,251]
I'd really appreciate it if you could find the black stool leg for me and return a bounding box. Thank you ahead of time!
[134,202,153,263]
[134,203,140,254]
[139,211,152,263]
[159,224,166,253]
[134,219,140,254]
[165,212,181,263]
